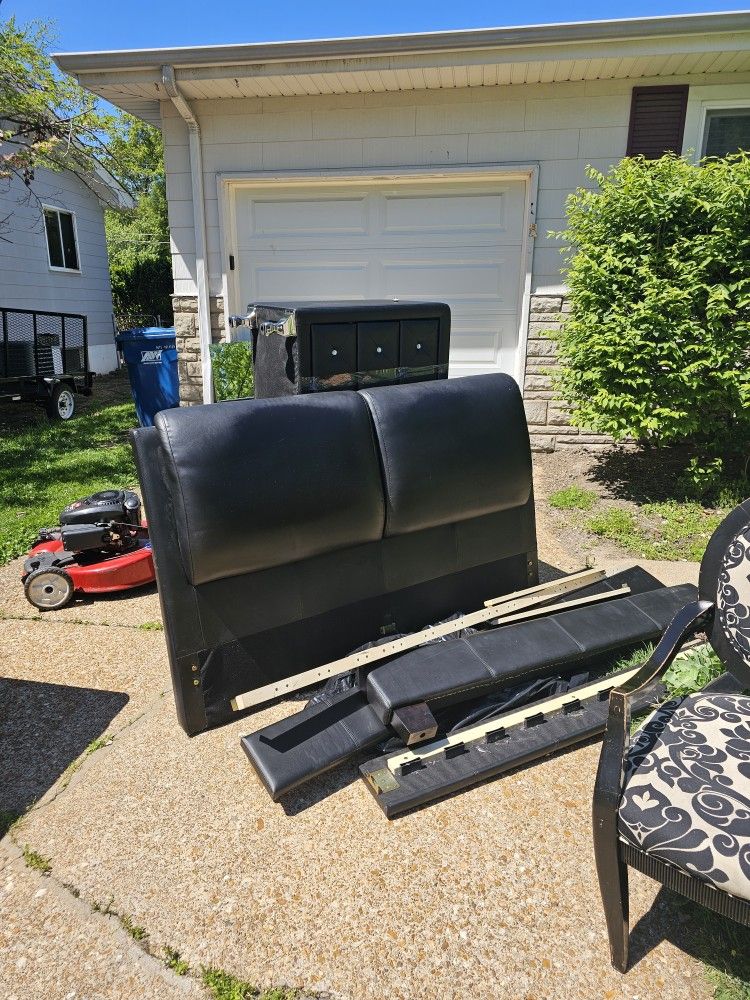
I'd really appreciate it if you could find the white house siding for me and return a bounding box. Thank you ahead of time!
[0,164,118,373]
[161,72,750,443]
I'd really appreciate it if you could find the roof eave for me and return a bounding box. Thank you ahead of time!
[53,11,750,75]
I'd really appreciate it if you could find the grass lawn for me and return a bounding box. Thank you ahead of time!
[543,454,743,564]
[585,500,728,562]
[0,376,138,564]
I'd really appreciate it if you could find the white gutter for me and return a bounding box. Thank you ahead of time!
[161,64,213,405]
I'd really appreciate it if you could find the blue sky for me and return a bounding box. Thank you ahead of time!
[3,0,748,51]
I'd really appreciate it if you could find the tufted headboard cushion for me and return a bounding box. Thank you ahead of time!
[360,374,532,537]
[154,392,385,585]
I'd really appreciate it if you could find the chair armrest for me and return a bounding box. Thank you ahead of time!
[610,599,715,702]
[593,599,714,821]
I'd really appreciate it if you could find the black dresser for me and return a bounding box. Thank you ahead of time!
[248,300,451,397]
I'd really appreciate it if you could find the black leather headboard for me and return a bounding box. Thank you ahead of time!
[131,373,538,735]
[155,392,384,584]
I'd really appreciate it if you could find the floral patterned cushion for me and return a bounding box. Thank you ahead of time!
[618,693,750,901]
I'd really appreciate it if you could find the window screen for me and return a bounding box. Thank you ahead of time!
[704,109,750,158]
[43,208,79,270]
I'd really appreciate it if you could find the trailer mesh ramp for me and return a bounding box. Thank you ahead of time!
[0,308,86,378]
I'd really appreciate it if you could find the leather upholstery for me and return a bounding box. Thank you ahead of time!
[366,583,699,724]
[154,392,384,585]
[361,374,532,536]
[242,689,389,801]
[130,373,538,735]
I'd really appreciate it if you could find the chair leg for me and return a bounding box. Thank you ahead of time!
[593,832,630,972]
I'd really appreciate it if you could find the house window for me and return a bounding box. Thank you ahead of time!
[703,109,750,157]
[43,207,80,271]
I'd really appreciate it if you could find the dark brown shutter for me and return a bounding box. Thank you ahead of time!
[626,85,689,159]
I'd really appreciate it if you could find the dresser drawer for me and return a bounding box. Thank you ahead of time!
[310,323,357,389]
[357,320,399,386]
[399,318,440,381]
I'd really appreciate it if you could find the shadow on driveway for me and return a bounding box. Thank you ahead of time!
[629,886,750,989]
[0,677,128,815]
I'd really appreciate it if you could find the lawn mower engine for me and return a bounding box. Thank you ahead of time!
[22,490,156,611]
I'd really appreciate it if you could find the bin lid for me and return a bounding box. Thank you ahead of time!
[116,326,175,342]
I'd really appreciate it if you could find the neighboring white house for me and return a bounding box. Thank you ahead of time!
[55,12,750,447]
[0,156,132,374]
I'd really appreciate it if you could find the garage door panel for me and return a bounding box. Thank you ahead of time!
[240,197,368,241]
[382,190,521,235]
[448,313,518,366]
[380,256,520,305]
[247,260,369,302]
[450,331,500,364]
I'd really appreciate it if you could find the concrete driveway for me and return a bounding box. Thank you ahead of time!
[0,553,716,1000]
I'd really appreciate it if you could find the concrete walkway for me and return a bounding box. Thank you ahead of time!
[1,555,713,1000]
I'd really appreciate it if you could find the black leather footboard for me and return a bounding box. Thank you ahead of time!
[366,582,698,725]
[241,573,697,800]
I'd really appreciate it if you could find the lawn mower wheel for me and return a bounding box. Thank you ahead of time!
[24,566,75,610]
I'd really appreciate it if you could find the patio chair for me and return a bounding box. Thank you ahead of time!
[592,499,750,972]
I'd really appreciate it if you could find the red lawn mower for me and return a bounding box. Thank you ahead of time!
[22,490,156,611]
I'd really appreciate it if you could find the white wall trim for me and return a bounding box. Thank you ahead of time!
[516,165,539,391]
[217,162,539,384]
[41,203,83,275]
[696,97,750,158]
[682,82,750,161]
[218,162,539,189]
[216,174,233,340]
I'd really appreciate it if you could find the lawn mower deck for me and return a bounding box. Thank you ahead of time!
[21,489,155,610]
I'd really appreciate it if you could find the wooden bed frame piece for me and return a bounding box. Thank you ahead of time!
[382,665,643,775]
[230,568,622,711]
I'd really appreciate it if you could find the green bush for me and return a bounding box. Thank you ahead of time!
[553,153,750,464]
[210,341,254,401]
[663,644,725,699]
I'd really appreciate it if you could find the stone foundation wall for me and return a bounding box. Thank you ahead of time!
[172,294,225,405]
[172,292,611,452]
[523,294,611,453]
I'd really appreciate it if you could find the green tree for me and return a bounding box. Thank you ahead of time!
[1,14,173,325]
[0,16,115,221]
[104,116,173,326]
[553,153,750,471]
[105,116,165,198]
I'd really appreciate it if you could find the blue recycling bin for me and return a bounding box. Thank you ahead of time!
[116,327,179,427]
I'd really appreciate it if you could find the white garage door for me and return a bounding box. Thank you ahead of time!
[234,177,527,378]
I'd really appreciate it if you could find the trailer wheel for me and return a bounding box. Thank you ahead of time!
[24,567,75,610]
[46,385,76,421]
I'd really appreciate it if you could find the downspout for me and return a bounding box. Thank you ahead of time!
[161,64,213,404]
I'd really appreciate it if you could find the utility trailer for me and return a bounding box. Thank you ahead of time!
[0,308,93,421]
